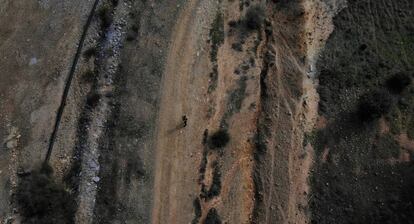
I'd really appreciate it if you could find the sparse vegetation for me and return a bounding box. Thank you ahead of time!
[244,5,265,30]
[208,11,225,93]
[209,129,230,149]
[16,164,75,224]
[358,89,393,121]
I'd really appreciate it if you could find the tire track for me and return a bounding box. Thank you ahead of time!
[45,0,100,163]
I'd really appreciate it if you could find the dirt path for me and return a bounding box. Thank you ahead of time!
[151,1,210,223]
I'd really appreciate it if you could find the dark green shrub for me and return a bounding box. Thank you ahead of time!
[209,129,230,149]
[244,5,265,30]
[358,89,393,121]
[386,73,411,93]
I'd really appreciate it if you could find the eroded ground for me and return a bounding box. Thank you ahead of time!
[0,0,413,224]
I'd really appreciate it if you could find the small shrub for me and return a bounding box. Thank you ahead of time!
[83,47,97,60]
[231,42,243,51]
[126,24,140,41]
[82,69,95,83]
[228,20,238,27]
[202,129,209,145]
[200,161,222,199]
[191,198,202,224]
[358,89,393,121]
[111,0,118,6]
[204,208,222,224]
[244,5,265,30]
[126,34,136,41]
[86,93,101,108]
[131,24,139,33]
[386,73,411,93]
[209,129,230,149]
[98,5,113,30]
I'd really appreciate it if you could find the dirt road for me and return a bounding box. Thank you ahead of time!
[151,1,218,223]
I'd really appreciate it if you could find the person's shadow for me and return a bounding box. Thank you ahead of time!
[166,116,187,135]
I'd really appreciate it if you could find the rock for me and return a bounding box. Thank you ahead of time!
[6,139,18,149]
[92,176,100,183]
